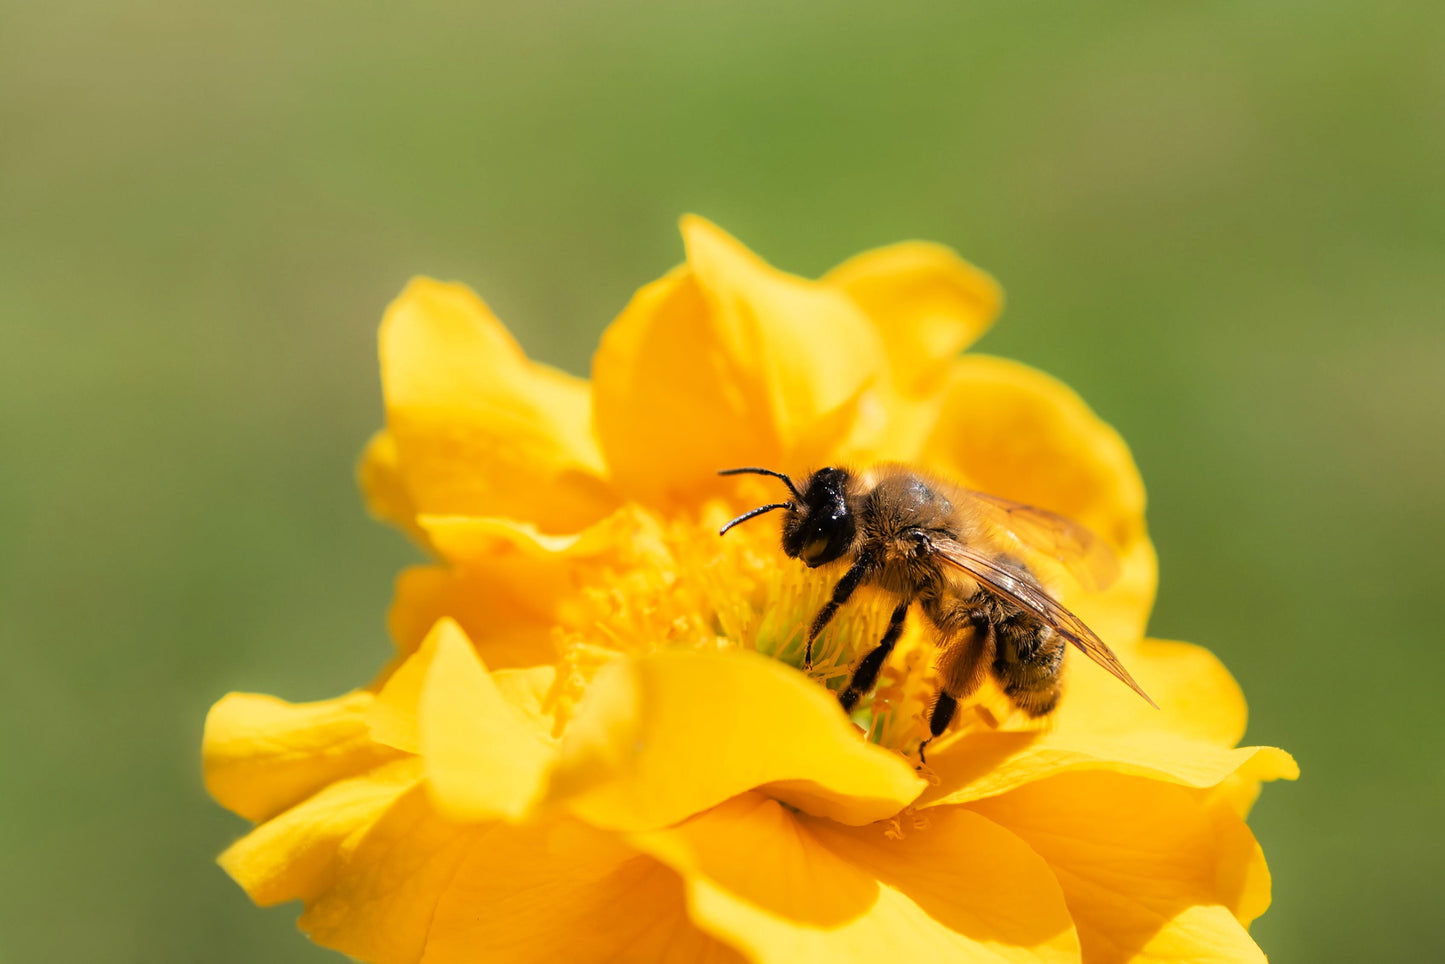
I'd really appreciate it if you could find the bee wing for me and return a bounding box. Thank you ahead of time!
[959,490,1121,592]
[933,538,1157,708]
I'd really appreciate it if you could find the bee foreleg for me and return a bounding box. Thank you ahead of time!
[804,552,873,667]
[838,599,909,713]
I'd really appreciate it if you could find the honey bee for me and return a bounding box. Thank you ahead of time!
[718,464,1156,760]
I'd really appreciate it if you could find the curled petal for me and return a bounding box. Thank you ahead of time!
[204,691,404,823]
[825,241,1002,396]
[593,216,886,506]
[923,727,1297,810]
[219,758,422,907]
[380,277,617,533]
[970,772,1275,963]
[1196,765,1271,819]
[631,793,1079,964]
[416,505,655,582]
[549,649,925,831]
[419,514,583,560]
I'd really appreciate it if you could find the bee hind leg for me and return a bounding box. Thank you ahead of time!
[918,616,994,763]
[838,599,909,712]
[918,693,958,764]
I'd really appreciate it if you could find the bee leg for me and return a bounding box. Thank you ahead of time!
[918,616,994,763]
[838,599,909,712]
[917,693,958,764]
[804,553,872,667]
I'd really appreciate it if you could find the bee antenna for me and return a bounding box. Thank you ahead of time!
[718,466,803,500]
[719,502,792,536]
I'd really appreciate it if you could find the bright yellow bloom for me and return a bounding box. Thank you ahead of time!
[205,216,1296,963]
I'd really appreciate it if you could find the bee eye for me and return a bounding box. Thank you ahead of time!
[803,534,830,563]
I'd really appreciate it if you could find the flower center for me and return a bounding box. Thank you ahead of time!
[547,500,1013,753]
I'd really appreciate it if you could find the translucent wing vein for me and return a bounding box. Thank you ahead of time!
[960,490,1120,592]
[933,538,1157,708]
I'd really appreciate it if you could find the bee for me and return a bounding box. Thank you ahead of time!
[718,464,1156,760]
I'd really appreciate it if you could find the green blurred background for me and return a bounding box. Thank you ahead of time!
[3,1,1441,960]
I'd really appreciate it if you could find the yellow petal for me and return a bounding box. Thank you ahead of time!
[302,786,738,964]
[370,624,557,756]
[1052,638,1250,747]
[1199,786,1274,929]
[416,619,555,822]
[918,354,1156,649]
[1193,741,1302,825]
[825,241,1002,396]
[417,502,655,570]
[1196,768,1265,820]
[632,793,1079,964]
[387,508,676,672]
[550,649,925,831]
[388,564,557,670]
[921,354,1146,544]
[423,815,743,964]
[419,505,680,617]
[970,772,1274,963]
[356,430,431,549]
[380,277,617,533]
[419,513,583,560]
[219,758,422,907]
[414,513,619,615]
[808,805,1082,964]
[592,216,886,506]
[366,626,438,753]
[297,785,486,964]
[203,690,404,823]
[923,725,1297,810]
[491,664,559,736]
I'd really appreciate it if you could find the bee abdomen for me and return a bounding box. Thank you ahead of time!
[992,624,1065,717]
[1001,680,1061,717]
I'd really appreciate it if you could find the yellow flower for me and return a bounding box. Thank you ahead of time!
[205,216,1296,963]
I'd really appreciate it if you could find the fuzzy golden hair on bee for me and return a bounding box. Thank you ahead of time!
[719,463,1155,761]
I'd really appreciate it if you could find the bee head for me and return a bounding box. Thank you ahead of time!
[717,466,856,568]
